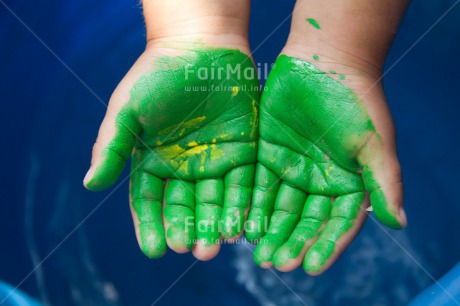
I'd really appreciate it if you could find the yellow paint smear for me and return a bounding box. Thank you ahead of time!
[157,144,185,159]
[210,144,224,160]
[184,144,209,157]
[325,166,334,177]
[178,160,189,175]
[250,100,258,138]
[158,116,206,135]
[232,86,239,97]
[170,160,179,168]
[200,151,207,164]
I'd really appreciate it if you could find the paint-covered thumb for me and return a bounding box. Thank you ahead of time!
[84,106,141,192]
[83,145,127,191]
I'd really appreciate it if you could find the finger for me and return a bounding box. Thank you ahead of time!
[221,165,255,240]
[303,192,367,275]
[273,195,332,272]
[253,183,307,268]
[130,164,166,259]
[84,103,141,191]
[192,178,224,261]
[164,179,196,253]
[359,137,406,229]
[245,164,281,243]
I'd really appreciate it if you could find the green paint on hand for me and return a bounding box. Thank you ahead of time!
[330,70,337,74]
[195,178,224,247]
[312,54,320,61]
[338,74,346,80]
[248,54,403,272]
[86,47,260,258]
[306,18,321,29]
[272,195,331,268]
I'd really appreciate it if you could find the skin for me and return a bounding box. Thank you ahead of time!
[246,0,410,274]
[85,0,411,274]
[84,0,257,260]
[306,18,320,30]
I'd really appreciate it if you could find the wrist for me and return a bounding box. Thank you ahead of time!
[146,33,251,57]
[143,0,250,53]
[281,40,383,81]
[284,0,410,78]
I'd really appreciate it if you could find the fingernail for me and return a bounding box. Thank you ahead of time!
[83,167,93,185]
[398,207,407,227]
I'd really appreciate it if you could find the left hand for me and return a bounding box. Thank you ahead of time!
[245,53,406,274]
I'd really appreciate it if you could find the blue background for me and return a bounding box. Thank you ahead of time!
[0,0,459,305]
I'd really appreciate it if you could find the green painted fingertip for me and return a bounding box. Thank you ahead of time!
[253,243,277,266]
[370,189,403,229]
[273,242,303,268]
[244,228,260,244]
[195,206,221,246]
[84,152,126,191]
[139,223,167,259]
[221,209,244,239]
[166,225,194,252]
[245,209,266,243]
[303,240,334,273]
[362,165,404,229]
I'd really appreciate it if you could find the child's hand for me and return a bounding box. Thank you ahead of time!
[246,0,409,274]
[246,54,406,274]
[84,0,258,261]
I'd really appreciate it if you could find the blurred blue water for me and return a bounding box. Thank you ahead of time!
[0,0,459,305]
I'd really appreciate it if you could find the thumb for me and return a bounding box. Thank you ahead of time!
[359,135,407,229]
[84,99,141,191]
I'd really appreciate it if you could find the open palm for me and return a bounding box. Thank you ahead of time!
[246,55,406,274]
[85,47,260,260]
